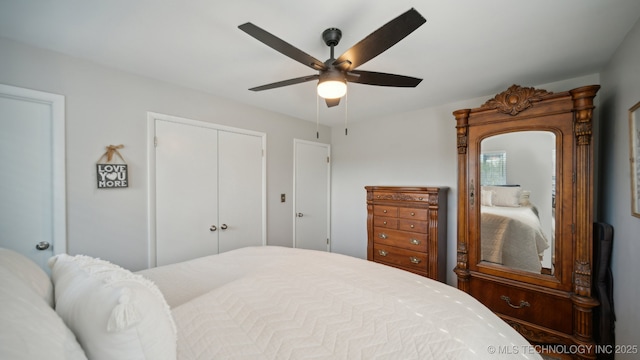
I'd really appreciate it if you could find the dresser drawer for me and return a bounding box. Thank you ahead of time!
[398,207,428,220]
[373,217,398,229]
[372,227,428,252]
[469,277,572,334]
[398,219,428,233]
[373,205,398,217]
[372,191,430,203]
[373,244,428,273]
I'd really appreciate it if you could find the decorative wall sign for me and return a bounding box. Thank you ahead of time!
[97,144,128,189]
[630,102,640,217]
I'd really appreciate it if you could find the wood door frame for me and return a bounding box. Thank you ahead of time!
[146,112,267,268]
[292,139,331,251]
[0,84,66,255]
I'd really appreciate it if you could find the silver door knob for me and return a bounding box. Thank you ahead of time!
[296,213,304,217]
[220,224,228,230]
[35,241,50,250]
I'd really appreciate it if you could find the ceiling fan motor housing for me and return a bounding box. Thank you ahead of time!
[322,28,342,47]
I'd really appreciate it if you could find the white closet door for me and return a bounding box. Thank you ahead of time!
[218,130,264,253]
[155,119,219,266]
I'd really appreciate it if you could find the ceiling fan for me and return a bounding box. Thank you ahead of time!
[238,8,426,108]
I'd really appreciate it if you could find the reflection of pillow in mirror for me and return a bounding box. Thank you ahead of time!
[481,189,493,206]
[491,186,522,207]
[519,190,531,206]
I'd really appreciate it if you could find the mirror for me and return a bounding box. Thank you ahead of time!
[479,131,555,275]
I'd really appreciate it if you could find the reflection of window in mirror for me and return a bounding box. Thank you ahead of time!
[480,151,506,185]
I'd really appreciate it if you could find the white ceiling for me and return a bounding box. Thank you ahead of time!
[1,0,640,126]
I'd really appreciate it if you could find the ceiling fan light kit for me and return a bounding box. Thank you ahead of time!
[239,8,426,107]
[317,72,347,99]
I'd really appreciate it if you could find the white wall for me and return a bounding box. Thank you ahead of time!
[330,74,600,286]
[0,37,331,271]
[599,17,640,358]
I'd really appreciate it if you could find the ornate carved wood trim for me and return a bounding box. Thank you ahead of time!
[374,193,414,201]
[574,260,592,294]
[480,84,553,116]
[453,109,470,154]
[502,318,570,345]
[456,241,468,270]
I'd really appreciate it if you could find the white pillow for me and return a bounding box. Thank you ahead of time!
[0,265,87,360]
[519,190,531,206]
[487,186,522,207]
[49,254,177,360]
[0,247,54,306]
[481,189,494,206]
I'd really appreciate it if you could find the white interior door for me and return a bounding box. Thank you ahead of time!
[218,130,265,253]
[293,139,330,251]
[154,119,219,266]
[0,84,65,272]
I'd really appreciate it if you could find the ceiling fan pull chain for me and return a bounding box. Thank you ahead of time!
[316,94,320,139]
[345,88,349,136]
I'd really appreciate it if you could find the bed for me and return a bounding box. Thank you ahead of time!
[480,186,550,273]
[1,246,541,359]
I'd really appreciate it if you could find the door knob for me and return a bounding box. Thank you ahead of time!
[35,241,50,251]
[220,224,228,230]
[210,225,217,232]
[296,213,304,217]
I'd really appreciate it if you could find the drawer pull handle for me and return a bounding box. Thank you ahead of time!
[378,233,388,239]
[500,295,531,309]
[383,209,387,213]
[410,238,421,245]
[410,212,415,216]
[378,250,388,257]
[409,257,421,264]
[410,224,415,228]
[383,221,387,225]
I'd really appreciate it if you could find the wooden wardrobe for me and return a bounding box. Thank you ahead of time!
[453,84,600,359]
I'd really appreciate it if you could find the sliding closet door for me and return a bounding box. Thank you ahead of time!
[154,119,219,266]
[217,130,264,253]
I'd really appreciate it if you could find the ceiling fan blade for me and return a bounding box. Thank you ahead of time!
[325,98,340,107]
[334,8,426,71]
[239,22,327,71]
[347,70,422,87]
[249,74,319,91]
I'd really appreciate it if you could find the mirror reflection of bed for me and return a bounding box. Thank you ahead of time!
[479,131,555,274]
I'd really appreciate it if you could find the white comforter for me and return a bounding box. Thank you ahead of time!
[140,247,540,360]
[481,206,549,273]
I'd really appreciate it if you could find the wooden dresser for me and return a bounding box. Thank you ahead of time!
[366,186,448,282]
